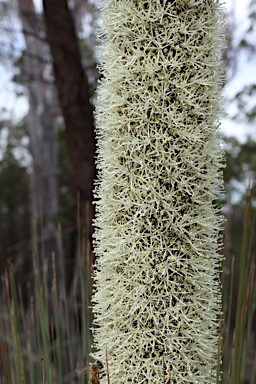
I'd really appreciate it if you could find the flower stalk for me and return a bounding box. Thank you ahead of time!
[92,1,225,383]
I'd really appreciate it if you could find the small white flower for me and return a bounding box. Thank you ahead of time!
[92,1,225,383]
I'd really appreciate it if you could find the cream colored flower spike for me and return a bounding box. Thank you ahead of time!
[92,0,225,383]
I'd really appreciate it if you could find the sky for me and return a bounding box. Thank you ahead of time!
[221,0,256,141]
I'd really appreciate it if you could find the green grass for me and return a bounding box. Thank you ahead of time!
[0,215,92,384]
[221,188,256,384]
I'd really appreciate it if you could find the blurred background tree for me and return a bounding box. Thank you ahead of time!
[0,0,99,381]
[0,0,99,293]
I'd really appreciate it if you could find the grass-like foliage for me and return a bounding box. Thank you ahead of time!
[221,186,256,384]
[0,221,92,384]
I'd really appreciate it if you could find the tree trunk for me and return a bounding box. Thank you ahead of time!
[42,0,96,364]
[18,0,61,296]
[42,0,96,233]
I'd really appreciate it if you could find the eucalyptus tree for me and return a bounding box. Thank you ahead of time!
[92,0,225,383]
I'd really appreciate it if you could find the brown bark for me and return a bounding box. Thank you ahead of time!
[42,4,95,358]
[18,1,65,361]
[19,0,59,221]
[42,0,96,231]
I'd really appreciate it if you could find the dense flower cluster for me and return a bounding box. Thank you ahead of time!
[92,0,225,383]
